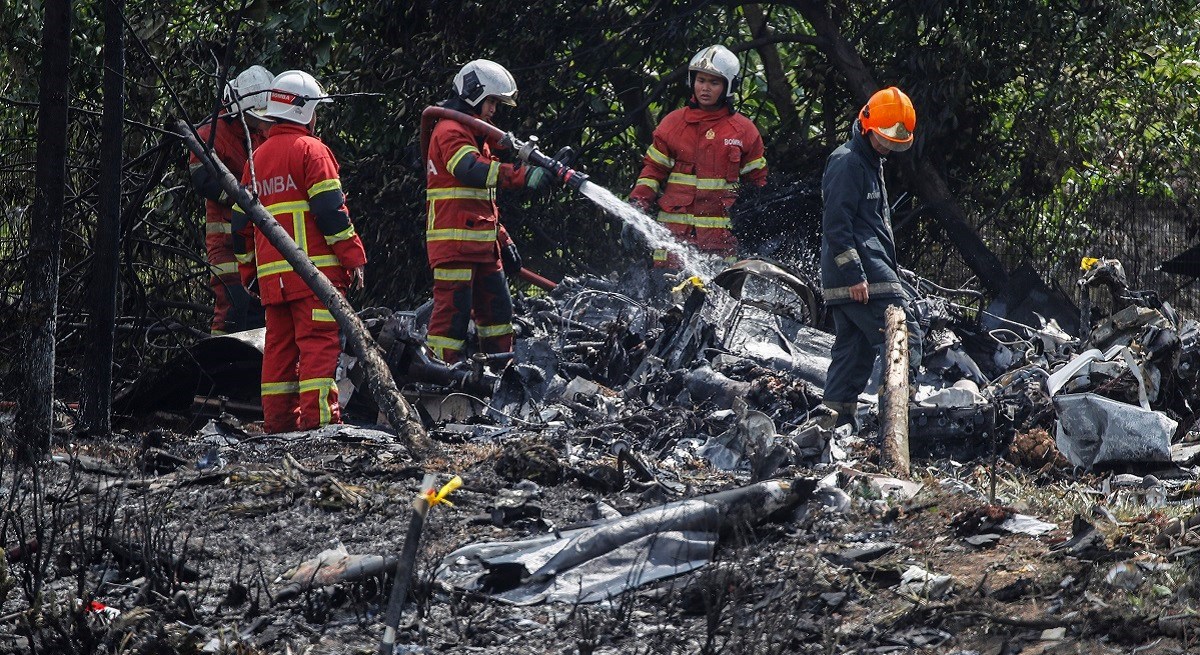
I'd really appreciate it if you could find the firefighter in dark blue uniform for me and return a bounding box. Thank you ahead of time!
[820,87,923,429]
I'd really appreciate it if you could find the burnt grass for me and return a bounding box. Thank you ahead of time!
[2,423,1198,655]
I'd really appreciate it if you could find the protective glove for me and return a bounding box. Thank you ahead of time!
[524,166,551,193]
[224,282,263,333]
[628,195,653,215]
[347,265,365,291]
[501,242,523,278]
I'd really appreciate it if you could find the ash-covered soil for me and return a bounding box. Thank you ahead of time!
[3,418,1197,655]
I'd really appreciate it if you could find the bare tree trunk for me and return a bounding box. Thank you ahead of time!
[80,0,124,435]
[789,0,1011,295]
[15,0,71,458]
[880,305,910,478]
[173,121,433,456]
[743,5,800,130]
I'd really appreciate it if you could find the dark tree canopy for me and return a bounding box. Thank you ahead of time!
[1,0,1199,399]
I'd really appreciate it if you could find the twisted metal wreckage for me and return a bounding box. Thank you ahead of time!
[112,252,1200,604]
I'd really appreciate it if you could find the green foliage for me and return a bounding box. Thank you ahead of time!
[2,0,1200,393]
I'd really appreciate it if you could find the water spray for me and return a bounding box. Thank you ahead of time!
[419,105,719,279]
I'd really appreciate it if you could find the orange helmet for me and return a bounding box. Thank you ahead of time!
[859,87,916,151]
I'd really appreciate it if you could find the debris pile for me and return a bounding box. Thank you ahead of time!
[8,256,1200,653]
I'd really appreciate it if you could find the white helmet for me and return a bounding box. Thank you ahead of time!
[224,65,274,119]
[688,45,740,99]
[453,59,518,108]
[263,70,333,125]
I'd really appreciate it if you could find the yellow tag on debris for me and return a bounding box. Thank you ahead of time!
[1080,257,1100,271]
[671,276,705,293]
[426,475,463,508]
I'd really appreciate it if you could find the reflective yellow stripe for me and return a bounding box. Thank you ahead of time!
[210,261,238,276]
[325,225,357,245]
[206,222,232,234]
[299,377,337,426]
[652,249,669,261]
[635,177,660,193]
[261,381,300,396]
[308,178,341,196]
[257,260,293,277]
[426,188,492,201]
[264,200,311,215]
[666,173,729,191]
[433,268,473,282]
[299,377,336,393]
[740,157,766,175]
[477,323,513,338]
[824,281,904,301]
[834,248,860,267]
[657,212,731,229]
[257,254,341,277]
[647,145,673,168]
[447,145,480,174]
[696,178,730,191]
[236,252,255,264]
[667,172,697,186]
[294,209,307,256]
[427,335,466,359]
[426,228,498,242]
[485,160,500,188]
[312,309,335,322]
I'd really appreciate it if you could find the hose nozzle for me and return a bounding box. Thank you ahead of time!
[512,136,589,193]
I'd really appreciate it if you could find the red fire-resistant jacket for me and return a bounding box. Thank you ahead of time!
[629,105,767,257]
[425,118,524,269]
[231,122,367,306]
[189,115,265,276]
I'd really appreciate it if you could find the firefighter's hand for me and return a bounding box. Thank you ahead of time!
[524,166,552,194]
[501,242,523,278]
[349,266,365,291]
[225,283,252,333]
[628,195,653,215]
[850,280,869,304]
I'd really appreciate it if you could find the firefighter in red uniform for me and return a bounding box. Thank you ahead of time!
[424,59,550,363]
[189,65,274,334]
[231,70,367,433]
[629,45,768,269]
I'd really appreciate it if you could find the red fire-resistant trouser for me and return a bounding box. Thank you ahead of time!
[261,294,342,433]
[426,259,514,364]
[206,214,241,335]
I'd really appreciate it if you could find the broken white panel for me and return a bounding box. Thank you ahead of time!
[999,514,1057,536]
[898,565,953,599]
[913,384,987,408]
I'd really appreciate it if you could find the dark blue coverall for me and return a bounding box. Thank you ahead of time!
[819,122,922,427]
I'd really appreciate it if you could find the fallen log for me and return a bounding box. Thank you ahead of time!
[172,120,431,456]
[880,305,910,478]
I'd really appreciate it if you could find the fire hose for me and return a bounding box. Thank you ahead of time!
[420,106,588,292]
[419,105,589,192]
